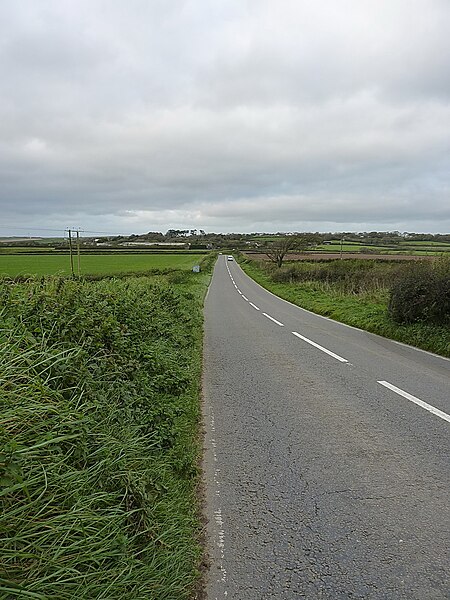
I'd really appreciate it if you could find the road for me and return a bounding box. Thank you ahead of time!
[202,256,450,599]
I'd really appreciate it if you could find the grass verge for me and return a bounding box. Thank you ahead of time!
[0,262,214,598]
[238,256,450,358]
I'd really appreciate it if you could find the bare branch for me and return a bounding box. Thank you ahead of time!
[263,234,321,267]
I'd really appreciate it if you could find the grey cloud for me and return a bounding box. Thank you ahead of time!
[0,0,449,235]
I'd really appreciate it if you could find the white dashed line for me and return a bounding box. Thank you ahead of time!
[263,313,284,326]
[378,381,450,423]
[249,302,260,311]
[292,331,348,363]
[242,295,249,301]
[237,290,242,295]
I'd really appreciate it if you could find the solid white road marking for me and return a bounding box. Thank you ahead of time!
[249,302,260,311]
[242,295,249,301]
[292,331,348,363]
[263,313,284,327]
[378,381,450,423]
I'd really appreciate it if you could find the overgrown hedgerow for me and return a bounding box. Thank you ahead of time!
[0,274,206,599]
[267,259,403,294]
[388,256,450,325]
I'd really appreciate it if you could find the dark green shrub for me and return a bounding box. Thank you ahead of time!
[388,257,450,324]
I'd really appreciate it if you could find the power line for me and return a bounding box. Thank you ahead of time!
[0,225,126,236]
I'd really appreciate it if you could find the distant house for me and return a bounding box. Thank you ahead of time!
[120,241,187,247]
[121,242,157,247]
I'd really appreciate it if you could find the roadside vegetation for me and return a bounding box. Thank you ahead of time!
[238,255,450,357]
[0,254,215,599]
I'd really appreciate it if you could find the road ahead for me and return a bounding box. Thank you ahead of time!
[202,256,450,599]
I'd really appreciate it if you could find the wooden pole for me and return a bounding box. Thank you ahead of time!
[76,230,81,276]
[67,229,74,276]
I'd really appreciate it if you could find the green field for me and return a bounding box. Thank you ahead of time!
[403,241,450,247]
[316,242,365,252]
[314,241,450,254]
[0,253,207,276]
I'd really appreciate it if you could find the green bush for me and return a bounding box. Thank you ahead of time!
[388,257,450,324]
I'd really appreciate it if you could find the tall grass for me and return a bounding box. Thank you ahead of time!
[267,259,403,293]
[0,274,207,598]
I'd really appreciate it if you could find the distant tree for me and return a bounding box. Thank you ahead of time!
[264,234,320,268]
[166,229,185,238]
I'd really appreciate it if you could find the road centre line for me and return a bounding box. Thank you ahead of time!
[242,295,249,301]
[237,290,242,295]
[292,331,348,363]
[263,313,284,326]
[249,302,260,311]
[378,381,450,423]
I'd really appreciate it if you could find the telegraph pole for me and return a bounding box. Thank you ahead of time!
[76,230,81,275]
[67,229,75,276]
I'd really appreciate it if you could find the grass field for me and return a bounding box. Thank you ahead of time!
[315,241,450,254]
[403,241,450,247]
[0,253,206,276]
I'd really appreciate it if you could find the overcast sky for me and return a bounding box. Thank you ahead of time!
[0,0,449,236]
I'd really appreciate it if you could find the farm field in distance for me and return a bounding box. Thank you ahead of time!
[247,237,450,257]
[0,252,207,276]
[313,240,450,254]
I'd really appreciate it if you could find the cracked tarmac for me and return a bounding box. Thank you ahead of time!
[202,258,450,599]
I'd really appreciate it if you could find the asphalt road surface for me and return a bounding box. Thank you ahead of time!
[202,256,450,599]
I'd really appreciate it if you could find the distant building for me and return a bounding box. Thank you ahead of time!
[120,241,187,247]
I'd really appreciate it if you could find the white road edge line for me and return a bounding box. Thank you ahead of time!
[292,331,348,363]
[263,313,284,327]
[378,381,450,423]
[242,295,249,301]
[249,302,260,311]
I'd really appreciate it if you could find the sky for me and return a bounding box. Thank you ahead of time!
[0,0,449,236]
